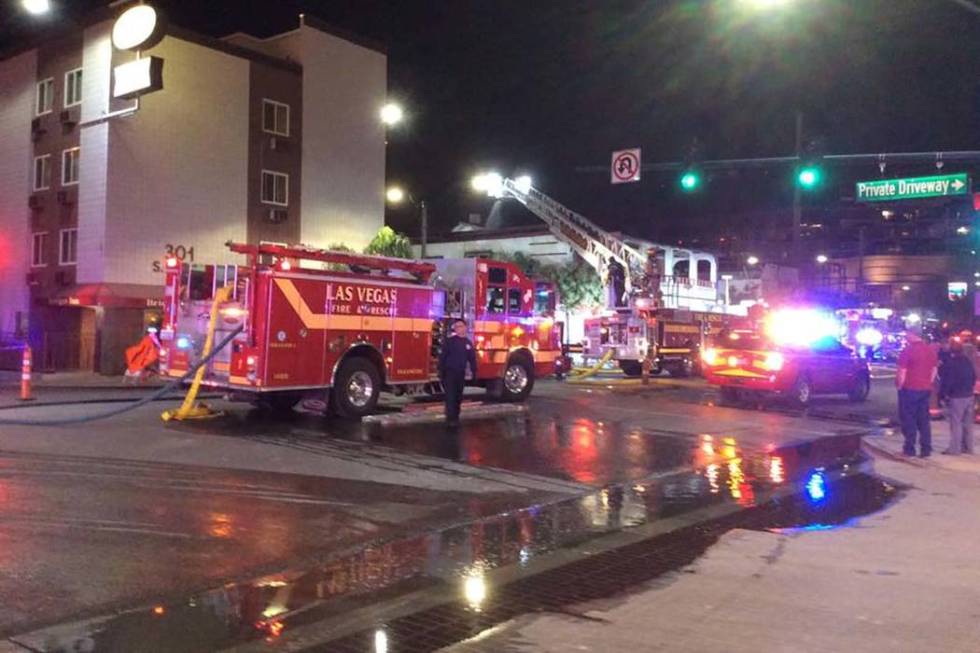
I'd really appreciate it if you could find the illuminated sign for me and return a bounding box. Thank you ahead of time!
[113,56,164,99]
[112,5,166,51]
[856,173,970,202]
[948,281,968,301]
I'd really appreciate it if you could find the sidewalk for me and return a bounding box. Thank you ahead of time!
[443,453,980,653]
[0,370,165,390]
[865,415,980,474]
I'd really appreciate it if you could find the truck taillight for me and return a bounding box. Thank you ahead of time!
[159,347,168,374]
[246,355,258,384]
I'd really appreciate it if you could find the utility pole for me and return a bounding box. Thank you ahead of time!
[420,200,428,259]
[792,111,803,262]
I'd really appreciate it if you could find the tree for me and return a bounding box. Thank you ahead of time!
[364,226,413,259]
[486,250,603,312]
[548,258,603,312]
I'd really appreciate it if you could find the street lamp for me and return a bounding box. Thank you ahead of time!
[471,171,504,198]
[385,187,428,257]
[380,102,404,126]
[385,186,405,204]
[21,0,50,14]
[815,254,828,264]
[746,255,760,266]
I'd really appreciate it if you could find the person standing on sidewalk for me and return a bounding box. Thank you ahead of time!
[897,324,939,457]
[939,337,976,455]
[438,319,477,428]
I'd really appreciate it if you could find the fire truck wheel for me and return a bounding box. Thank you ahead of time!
[332,357,381,418]
[667,359,693,378]
[500,357,534,402]
[619,360,643,377]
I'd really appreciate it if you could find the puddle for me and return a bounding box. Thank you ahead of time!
[17,434,880,653]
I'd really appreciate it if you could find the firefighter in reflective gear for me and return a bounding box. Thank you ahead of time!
[439,319,477,426]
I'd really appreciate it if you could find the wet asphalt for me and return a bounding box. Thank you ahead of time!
[0,376,895,647]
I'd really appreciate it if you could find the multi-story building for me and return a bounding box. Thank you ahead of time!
[0,9,387,373]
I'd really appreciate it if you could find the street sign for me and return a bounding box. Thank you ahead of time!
[611,149,641,184]
[855,173,970,202]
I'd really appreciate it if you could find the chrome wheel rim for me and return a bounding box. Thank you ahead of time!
[504,364,528,394]
[798,381,811,403]
[347,370,374,407]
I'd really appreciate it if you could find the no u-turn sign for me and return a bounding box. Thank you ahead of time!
[611,148,641,184]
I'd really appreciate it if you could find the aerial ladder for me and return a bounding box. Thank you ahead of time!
[481,176,741,377]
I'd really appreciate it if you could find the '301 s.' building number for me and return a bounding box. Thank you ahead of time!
[151,244,196,272]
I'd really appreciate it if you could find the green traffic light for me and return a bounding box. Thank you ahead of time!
[798,166,821,189]
[680,171,701,192]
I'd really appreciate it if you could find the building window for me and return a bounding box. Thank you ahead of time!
[262,99,290,137]
[64,68,83,107]
[261,170,288,206]
[31,232,48,267]
[59,228,78,266]
[486,287,505,314]
[508,288,522,314]
[33,155,51,191]
[36,78,53,115]
[62,147,80,186]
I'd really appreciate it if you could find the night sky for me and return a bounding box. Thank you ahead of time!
[3,0,980,241]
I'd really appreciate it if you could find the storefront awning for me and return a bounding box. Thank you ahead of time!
[48,283,163,309]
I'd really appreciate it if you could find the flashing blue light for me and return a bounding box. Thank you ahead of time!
[805,471,827,502]
[176,336,192,350]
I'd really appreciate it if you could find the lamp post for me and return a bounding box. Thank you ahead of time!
[386,187,428,258]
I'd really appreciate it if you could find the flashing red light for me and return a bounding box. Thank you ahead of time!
[165,257,178,268]
[279,260,292,271]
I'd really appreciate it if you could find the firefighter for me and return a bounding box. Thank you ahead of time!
[439,319,477,427]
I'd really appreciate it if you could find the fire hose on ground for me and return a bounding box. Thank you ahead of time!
[0,288,242,427]
[568,349,615,379]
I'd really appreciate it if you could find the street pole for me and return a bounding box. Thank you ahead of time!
[792,111,803,262]
[420,200,428,259]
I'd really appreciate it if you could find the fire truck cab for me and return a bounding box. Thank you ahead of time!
[159,242,560,418]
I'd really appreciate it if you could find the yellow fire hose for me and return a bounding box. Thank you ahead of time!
[569,348,615,379]
[161,285,233,422]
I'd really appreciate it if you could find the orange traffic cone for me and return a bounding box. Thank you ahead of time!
[20,346,34,402]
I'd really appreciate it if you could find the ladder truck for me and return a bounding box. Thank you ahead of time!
[480,176,746,377]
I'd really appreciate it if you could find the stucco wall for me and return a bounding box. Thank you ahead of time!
[103,35,250,285]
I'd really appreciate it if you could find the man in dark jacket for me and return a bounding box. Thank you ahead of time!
[439,319,477,427]
[939,337,977,455]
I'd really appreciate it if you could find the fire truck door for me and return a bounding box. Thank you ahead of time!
[266,277,327,388]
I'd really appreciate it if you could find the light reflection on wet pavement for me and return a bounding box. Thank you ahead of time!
[0,381,893,651]
[8,421,882,653]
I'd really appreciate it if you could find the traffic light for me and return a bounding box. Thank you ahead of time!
[680,170,701,192]
[797,165,822,189]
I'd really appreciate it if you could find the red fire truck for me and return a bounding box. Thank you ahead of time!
[159,242,561,417]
